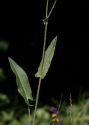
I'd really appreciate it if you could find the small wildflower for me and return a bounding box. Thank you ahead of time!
[50,107,63,124]
[52,113,60,122]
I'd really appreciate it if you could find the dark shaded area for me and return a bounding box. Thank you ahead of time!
[0,0,89,105]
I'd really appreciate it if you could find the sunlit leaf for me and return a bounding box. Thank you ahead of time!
[35,36,57,79]
[8,57,33,105]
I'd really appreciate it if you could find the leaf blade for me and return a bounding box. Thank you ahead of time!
[35,36,57,79]
[8,57,33,105]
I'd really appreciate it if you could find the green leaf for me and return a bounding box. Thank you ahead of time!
[8,57,33,105]
[35,36,57,79]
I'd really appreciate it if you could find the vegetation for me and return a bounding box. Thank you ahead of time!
[0,0,89,125]
[0,93,89,125]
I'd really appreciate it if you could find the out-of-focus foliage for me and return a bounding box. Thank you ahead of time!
[0,102,51,125]
[33,108,51,125]
[0,93,89,125]
[63,99,89,125]
[0,40,9,52]
[0,93,10,106]
[0,68,6,81]
[0,40,9,81]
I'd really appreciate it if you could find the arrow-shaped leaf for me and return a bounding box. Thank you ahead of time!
[35,36,57,79]
[8,57,33,105]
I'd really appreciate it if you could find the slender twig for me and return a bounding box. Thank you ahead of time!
[58,94,63,111]
[32,1,49,125]
[32,0,57,125]
[45,0,57,21]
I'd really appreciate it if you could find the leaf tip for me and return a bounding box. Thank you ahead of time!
[8,57,10,60]
[55,35,57,39]
[54,35,57,42]
[8,57,12,62]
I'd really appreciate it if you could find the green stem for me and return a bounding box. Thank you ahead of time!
[48,0,57,18]
[45,0,57,21]
[32,0,57,124]
[32,1,49,125]
[28,106,30,125]
[58,94,62,111]
[70,94,73,124]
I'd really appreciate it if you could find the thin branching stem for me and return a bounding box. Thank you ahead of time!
[32,1,49,125]
[32,0,57,125]
[46,0,57,20]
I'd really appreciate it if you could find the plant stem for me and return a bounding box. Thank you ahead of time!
[58,94,62,111]
[28,106,31,125]
[70,94,73,124]
[32,0,57,124]
[32,1,49,125]
[47,0,57,19]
